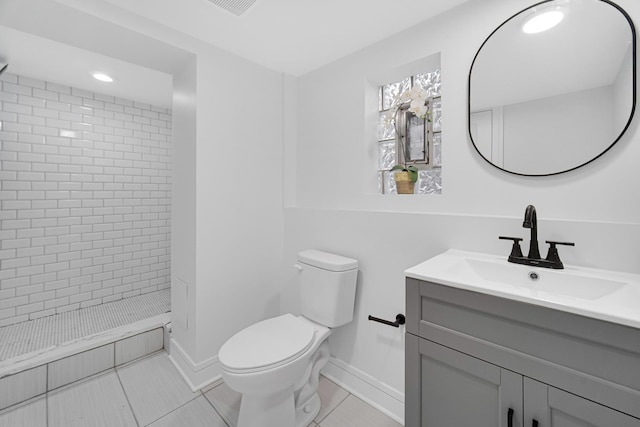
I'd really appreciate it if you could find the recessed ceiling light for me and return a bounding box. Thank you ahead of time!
[93,73,114,83]
[522,9,564,34]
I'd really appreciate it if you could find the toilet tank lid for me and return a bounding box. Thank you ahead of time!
[297,250,358,272]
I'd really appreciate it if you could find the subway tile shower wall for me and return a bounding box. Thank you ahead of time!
[0,73,172,328]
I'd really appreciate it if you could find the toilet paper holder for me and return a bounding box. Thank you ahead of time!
[368,313,406,328]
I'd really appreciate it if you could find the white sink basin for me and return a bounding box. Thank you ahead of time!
[459,258,625,300]
[406,249,640,328]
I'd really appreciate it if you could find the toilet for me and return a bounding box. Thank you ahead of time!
[218,249,358,427]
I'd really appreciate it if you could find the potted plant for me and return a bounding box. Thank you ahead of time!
[390,164,418,194]
[384,84,430,194]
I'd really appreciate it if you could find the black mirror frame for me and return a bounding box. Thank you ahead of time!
[468,0,637,177]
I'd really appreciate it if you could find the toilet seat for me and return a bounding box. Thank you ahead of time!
[219,314,317,374]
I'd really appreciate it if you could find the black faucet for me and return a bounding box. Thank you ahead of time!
[523,205,540,260]
[499,205,574,269]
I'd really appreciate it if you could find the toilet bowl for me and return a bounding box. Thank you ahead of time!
[218,249,358,427]
[219,314,331,427]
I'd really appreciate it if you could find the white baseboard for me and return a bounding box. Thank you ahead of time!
[321,356,405,425]
[168,338,222,392]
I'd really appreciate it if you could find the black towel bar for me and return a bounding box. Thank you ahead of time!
[368,314,406,328]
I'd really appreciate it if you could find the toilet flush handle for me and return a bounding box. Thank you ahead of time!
[294,264,303,272]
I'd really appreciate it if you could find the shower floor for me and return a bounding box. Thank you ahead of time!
[0,290,170,363]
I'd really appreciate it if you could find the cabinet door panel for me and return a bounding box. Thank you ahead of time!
[525,378,640,427]
[548,387,640,427]
[417,337,522,427]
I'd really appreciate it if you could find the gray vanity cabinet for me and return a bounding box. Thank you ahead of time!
[406,278,640,427]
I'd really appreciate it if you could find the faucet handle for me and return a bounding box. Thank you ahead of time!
[544,240,575,268]
[545,240,575,247]
[499,236,524,258]
[545,240,576,246]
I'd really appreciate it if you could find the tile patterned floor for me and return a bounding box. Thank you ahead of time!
[0,351,403,427]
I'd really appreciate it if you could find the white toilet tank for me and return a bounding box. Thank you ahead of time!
[297,250,358,328]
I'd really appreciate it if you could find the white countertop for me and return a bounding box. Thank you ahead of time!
[406,249,640,329]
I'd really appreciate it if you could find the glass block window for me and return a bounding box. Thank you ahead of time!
[377,69,442,195]
[381,78,411,110]
[378,140,396,170]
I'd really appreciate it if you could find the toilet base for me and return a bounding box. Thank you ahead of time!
[237,387,295,427]
[236,389,320,427]
[295,393,321,427]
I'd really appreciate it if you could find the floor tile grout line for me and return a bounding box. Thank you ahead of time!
[116,348,165,371]
[114,352,210,427]
[199,385,232,427]
[45,362,49,427]
[315,389,351,426]
[114,365,142,427]
[141,394,204,427]
[0,391,47,416]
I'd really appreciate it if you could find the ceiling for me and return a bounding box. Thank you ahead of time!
[0,25,175,108]
[90,0,474,76]
[0,0,474,108]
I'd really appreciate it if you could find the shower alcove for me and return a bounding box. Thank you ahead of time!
[0,67,173,411]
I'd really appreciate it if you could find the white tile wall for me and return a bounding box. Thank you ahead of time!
[0,73,172,327]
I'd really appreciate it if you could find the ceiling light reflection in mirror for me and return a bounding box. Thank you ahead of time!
[522,9,565,33]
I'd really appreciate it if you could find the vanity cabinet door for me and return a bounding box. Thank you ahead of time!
[406,333,523,427]
[524,378,640,427]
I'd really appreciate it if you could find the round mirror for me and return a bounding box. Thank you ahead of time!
[468,0,636,176]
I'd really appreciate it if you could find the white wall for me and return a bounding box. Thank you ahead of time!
[171,45,286,386]
[193,48,284,362]
[284,0,640,422]
[170,56,197,358]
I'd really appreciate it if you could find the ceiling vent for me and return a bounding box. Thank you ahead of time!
[206,0,258,16]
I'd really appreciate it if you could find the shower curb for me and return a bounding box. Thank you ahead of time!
[0,316,170,412]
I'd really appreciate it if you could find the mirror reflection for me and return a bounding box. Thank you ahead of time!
[469,0,636,176]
